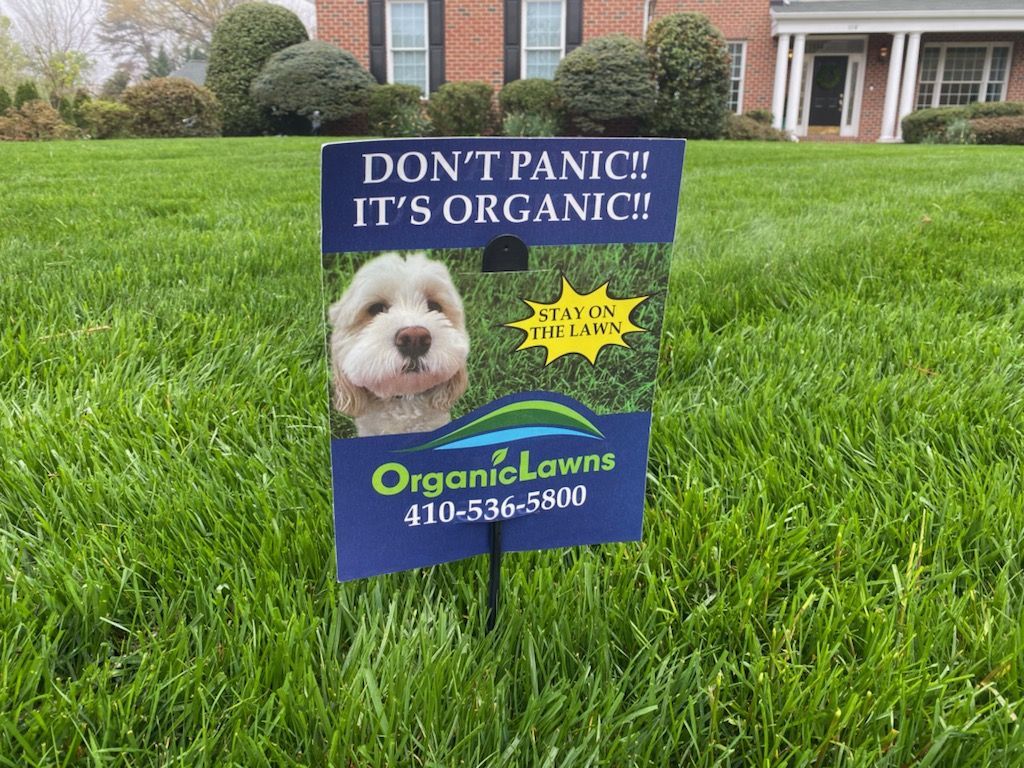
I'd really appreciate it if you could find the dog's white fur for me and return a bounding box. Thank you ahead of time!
[329,252,469,436]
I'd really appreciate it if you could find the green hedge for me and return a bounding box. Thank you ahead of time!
[367,84,430,137]
[970,115,1024,145]
[427,82,496,136]
[122,78,221,138]
[901,101,1024,143]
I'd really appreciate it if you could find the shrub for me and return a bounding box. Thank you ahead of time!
[499,78,562,122]
[0,87,10,114]
[80,100,133,139]
[502,111,560,136]
[427,81,496,136]
[367,84,430,137]
[122,77,221,137]
[13,81,40,108]
[944,117,976,145]
[744,108,772,125]
[970,115,1024,145]
[902,101,1024,143]
[250,40,375,130]
[554,35,655,135]
[723,113,787,141]
[0,100,80,141]
[58,90,91,129]
[206,2,308,135]
[646,13,732,138]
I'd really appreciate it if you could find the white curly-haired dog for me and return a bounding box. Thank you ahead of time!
[329,252,469,436]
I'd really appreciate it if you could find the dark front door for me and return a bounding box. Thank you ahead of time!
[808,56,848,126]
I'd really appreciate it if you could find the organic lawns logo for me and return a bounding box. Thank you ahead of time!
[505,275,649,365]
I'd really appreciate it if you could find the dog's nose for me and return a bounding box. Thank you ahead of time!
[395,326,432,358]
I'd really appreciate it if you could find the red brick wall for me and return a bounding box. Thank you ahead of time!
[446,0,504,86]
[318,0,370,68]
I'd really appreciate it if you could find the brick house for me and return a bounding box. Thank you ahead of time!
[315,0,1024,141]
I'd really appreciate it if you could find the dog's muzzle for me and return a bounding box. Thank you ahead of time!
[395,326,432,366]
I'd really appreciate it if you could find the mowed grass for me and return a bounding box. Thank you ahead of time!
[1,137,1022,766]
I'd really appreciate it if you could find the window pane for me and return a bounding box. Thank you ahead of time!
[525,49,561,79]
[726,42,744,113]
[919,47,939,82]
[526,1,562,48]
[393,51,426,92]
[916,83,934,110]
[942,47,986,82]
[391,2,425,49]
[939,82,980,106]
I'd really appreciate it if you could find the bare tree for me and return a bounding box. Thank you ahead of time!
[3,0,100,99]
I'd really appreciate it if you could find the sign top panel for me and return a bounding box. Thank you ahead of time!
[321,137,686,253]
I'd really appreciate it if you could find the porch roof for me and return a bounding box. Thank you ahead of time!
[771,0,1024,35]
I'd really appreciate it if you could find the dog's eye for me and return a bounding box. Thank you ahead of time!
[427,300,442,313]
[367,302,388,316]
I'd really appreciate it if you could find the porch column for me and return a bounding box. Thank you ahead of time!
[879,32,907,142]
[772,34,791,130]
[784,33,806,133]
[896,32,922,140]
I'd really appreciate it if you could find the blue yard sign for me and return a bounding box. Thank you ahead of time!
[321,137,685,581]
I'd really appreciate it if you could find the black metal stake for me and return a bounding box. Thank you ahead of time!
[481,235,529,634]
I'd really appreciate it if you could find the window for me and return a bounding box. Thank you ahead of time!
[916,43,1012,109]
[387,1,429,95]
[726,41,746,113]
[522,0,565,79]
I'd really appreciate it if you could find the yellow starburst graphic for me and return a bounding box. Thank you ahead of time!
[504,276,649,365]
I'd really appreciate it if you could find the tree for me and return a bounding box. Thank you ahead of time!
[13,80,38,107]
[250,40,374,127]
[145,44,174,78]
[645,13,732,139]
[206,2,308,135]
[4,0,98,103]
[100,65,133,99]
[0,86,10,113]
[0,15,28,92]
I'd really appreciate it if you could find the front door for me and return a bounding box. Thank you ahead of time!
[808,56,848,127]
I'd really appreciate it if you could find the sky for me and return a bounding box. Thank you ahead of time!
[0,0,318,86]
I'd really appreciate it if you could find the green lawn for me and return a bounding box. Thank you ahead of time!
[1,137,1022,766]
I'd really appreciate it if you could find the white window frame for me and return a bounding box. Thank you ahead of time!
[521,0,566,80]
[916,42,1014,109]
[386,0,430,96]
[726,40,747,114]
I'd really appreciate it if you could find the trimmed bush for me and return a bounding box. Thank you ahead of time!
[744,109,772,125]
[250,40,375,131]
[0,87,11,114]
[367,84,430,137]
[122,77,221,137]
[554,35,655,135]
[502,111,560,136]
[646,13,732,138]
[943,117,975,145]
[902,101,1024,143]
[970,115,1024,145]
[723,113,787,141]
[13,81,40,108]
[0,100,80,141]
[499,78,562,122]
[80,100,133,139]
[206,2,308,136]
[427,82,496,136]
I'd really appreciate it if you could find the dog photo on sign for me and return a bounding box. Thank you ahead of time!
[328,252,470,437]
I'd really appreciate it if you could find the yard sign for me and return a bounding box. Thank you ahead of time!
[321,137,685,581]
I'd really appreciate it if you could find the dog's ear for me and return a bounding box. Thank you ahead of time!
[333,371,371,418]
[430,365,468,412]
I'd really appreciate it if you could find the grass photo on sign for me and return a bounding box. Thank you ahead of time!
[324,243,669,439]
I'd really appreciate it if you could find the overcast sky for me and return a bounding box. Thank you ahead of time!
[1,0,318,86]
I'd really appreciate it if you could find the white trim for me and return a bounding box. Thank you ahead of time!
[879,32,906,141]
[773,12,1024,36]
[795,35,868,138]
[385,0,430,95]
[785,33,806,132]
[772,34,791,130]
[897,32,922,140]
[521,0,566,80]
[727,40,747,114]
[916,42,1014,108]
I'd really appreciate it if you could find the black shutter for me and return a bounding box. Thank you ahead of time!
[504,0,521,84]
[429,0,445,92]
[368,0,386,84]
[566,0,582,54]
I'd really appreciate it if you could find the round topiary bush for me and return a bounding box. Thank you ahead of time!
[367,84,430,137]
[250,40,376,130]
[427,82,496,136]
[646,13,732,138]
[554,35,655,135]
[499,78,562,123]
[122,77,221,137]
[206,2,308,136]
[80,99,133,139]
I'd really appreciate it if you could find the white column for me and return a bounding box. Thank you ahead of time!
[784,33,806,133]
[896,32,922,140]
[879,32,907,142]
[772,34,791,130]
